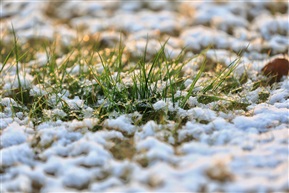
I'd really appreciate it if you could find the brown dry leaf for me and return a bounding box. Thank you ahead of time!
[262,58,289,83]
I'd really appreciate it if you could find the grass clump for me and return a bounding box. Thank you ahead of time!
[0,32,270,126]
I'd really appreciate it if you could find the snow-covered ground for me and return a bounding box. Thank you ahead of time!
[1,1,288,192]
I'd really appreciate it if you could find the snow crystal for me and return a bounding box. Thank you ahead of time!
[1,144,34,167]
[208,117,235,131]
[15,112,24,120]
[64,96,84,110]
[68,118,98,131]
[43,109,67,119]
[164,45,182,59]
[43,156,70,175]
[179,142,213,156]
[137,137,174,153]
[29,84,47,96]
[0,112,7,119]
[85,130,124,146]
[82,118,99,129]
[6,165,47,190]
[178,122,207,142]
[245,87,263,103]
[188,107,217,121]
[104,115,135,134]
[3,73,33,91]
[127,39,162,59]
[144,147,176,163]
[80,150,109,167]
[206,49,238,66]
[90,177,122,192]
[253,104,289,123]
[186,96,199,107]
[210,129,239,145]
[62,166,92,189]
[0,117,14,129]
[135,120,158,140]
[1,97,20,107]
[120,1,142,11]
[66,140,109,158]
[233,115,270,131]
[181,26,232,50]
[37,125,82,148]
[136,137,174,161]
[1,122,27,148]
[269,89,289,104]
[233,103,288,131]
[280,78,289,89]
[268,35,288,54]
[153,100,167,111]
[109,160,139,179]
[83,107,94,118]
[225,174,288,193]
[253,14,288,40]
[2,174,32,192]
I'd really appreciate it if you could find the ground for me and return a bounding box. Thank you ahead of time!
[0,1,288,192]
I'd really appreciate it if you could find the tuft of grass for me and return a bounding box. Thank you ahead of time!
[0,31,271,126]
[88,40,190,119]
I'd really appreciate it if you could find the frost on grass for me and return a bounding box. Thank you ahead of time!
[1,1,289,192]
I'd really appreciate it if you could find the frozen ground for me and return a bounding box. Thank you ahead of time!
[1,1,289,192]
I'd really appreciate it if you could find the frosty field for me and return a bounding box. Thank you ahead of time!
[1,1,289,192]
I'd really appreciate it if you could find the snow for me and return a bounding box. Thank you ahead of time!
[104,115,136,134]
[43,109,67,119]
[1,1,289,192]
[193,3,248,30]
[233,103,289,131]
[181,26,234,50]
[127,39,162,58]
[36,125,82,148]
[80,150,109,167]
[1,122,27,148]
[62,166,92,189]
[1,144,34,167]
[3,73,33,91]
[269,89,289,104]
[85,130,124,146]
[152,100,167,111]
[2,174,33,192]
[135,120,158,140]
[253,14,289,40]
[137,137,174,154]
[90,177,123,192]
[0,117,14,129]
[206,49,239,67]
[63,96,84,110]
[188,107,217,122]
[1,97,20,107]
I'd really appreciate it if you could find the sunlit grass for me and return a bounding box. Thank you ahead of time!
[0,31,271,127]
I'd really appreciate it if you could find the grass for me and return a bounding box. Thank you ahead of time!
[0,31,272,126]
